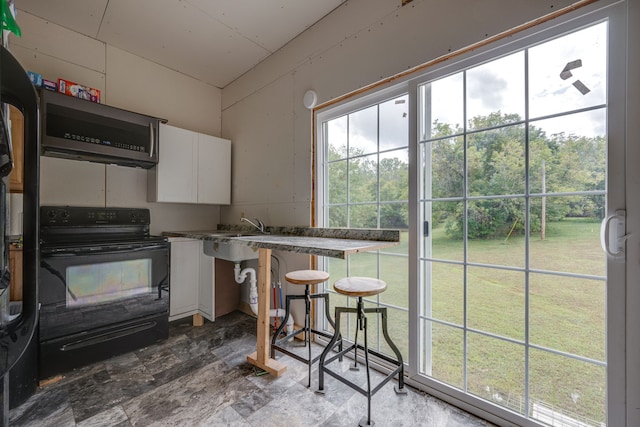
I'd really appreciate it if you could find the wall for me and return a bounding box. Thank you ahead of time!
[9,11,224,234]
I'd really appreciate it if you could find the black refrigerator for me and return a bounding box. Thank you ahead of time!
[0,45,40,425]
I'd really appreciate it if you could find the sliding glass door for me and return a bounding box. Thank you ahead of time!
[316,3,626,425]
[418,21,612,425]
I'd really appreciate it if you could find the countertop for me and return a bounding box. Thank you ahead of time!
[162,226,400,259]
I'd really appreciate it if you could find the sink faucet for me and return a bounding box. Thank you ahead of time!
[241,217,267,234]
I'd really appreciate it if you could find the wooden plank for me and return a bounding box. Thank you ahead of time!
[246,351,286,377]
[255,248,271,364]
[245,248,287,377]
[192,313,204,327]
[39,375,64,388]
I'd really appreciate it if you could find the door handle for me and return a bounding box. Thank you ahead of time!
[600,209,629,259]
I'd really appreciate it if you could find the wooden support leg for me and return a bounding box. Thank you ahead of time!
[192,313,204,327]
[246,248,287,376]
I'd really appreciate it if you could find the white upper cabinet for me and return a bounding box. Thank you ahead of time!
[148,123,231,204]
[197,133,231,204]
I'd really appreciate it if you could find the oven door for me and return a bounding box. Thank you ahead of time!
[38,241,169,378]
[39,242,169,340]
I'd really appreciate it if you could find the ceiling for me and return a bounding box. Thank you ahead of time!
[15,0,346,88]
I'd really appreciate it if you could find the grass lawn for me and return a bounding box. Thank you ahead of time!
[326,218,606,424]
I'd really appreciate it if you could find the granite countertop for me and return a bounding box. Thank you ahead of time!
[162,226,400,259]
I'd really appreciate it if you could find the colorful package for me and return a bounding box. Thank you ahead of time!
[27,71,42,87]
[43,79,57,92]
[58,78,101,103]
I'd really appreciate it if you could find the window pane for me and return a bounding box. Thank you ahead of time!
[468,125,526,197]
[380,254,407,308]
[349,252,378,277]
[349,154,377,203]
[327,115,348,160]
[328,160,347,204]
[327,257,347,282]
[467,198,526,269]
[426,322,464,390]
[467,333,525,415]
[529,22,607,118]
[349,105,378,156]
[380,149,408,202]
[424,136,464,199]
[380,95,408,150]
[380,202,408,230]
[467,52,525,130]
[529,195,605,276]
[349,204,377,228]
[428,261,464,326]
[530,110,606,194]
[427,201,464,262]
[328,205,347,228]
[530,273,605,361]
[421,72,464,140]
[529,349,606,426]
[468,267,524,340]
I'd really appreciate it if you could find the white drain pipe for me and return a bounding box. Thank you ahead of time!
[234,263,294,334]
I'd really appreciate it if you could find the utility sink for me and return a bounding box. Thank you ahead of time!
[202,233,260,262]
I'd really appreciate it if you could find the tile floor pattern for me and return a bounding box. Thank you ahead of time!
[10,312,496,426]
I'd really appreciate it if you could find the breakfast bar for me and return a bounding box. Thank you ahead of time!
[163,226,400,376]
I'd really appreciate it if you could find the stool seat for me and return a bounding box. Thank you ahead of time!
[334,277,387,297]
[285,269,330,285]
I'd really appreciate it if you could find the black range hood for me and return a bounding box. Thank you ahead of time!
[40,90,160,169]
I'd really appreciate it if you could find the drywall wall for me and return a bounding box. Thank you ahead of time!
[9,11,224,234]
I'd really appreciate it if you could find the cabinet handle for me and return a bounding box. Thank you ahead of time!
[149,123,155,158]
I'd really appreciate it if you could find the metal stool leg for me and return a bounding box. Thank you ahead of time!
[317,306,345,393]
[350,302,360,372]
[271,293,293,358]
[322,293,343,361]
[305,285,312,387]
[379,307,407,395]
[358,297,374,427]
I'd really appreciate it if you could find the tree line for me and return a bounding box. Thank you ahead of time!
[327,111,605,239]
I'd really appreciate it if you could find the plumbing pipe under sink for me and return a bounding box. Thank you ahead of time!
[233,263,294,334]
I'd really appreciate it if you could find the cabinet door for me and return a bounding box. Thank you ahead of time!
[169,238,199,319]
[197,134,231,204]
[9,244,22,301]
[8,106,24,193]
[155,123,198,203]
[198,248,215,321]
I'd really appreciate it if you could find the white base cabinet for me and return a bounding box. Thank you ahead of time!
[169,237,215,321]
[148,123,231,205]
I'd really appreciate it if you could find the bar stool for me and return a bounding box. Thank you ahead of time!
[271,270,342,387]
[317,277,406,427]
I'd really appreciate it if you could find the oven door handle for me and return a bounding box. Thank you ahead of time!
[42,243,168,256]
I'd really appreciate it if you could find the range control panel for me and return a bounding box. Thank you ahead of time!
[40,206,150,227]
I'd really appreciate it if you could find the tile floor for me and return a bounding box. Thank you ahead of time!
[9,311,495,426]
